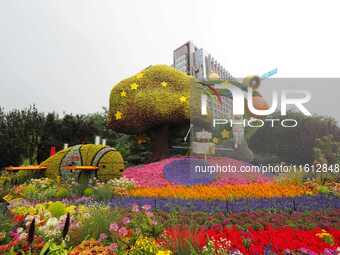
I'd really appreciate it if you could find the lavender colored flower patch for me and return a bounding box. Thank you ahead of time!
[163,158,214,185]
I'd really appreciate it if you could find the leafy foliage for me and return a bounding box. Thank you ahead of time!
[249,111,340,164]
[47,202,67,218]
[0,105,43,168]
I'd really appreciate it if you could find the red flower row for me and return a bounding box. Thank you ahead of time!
[164,225,340,254]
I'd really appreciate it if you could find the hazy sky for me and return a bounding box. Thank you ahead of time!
[1,0,340,118]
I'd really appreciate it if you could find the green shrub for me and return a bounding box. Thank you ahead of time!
[83,187,94,197]
[319,185,330,194]
[55,187,70,198]
[39,241,69,255]
[20,178,59,200]
[22,184,37,199]
[47,201,66,218]
[93,184,113,200]
[0,210,13,244]
[69,206,121,246]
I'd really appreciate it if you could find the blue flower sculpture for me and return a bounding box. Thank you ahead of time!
[163,158,215,185]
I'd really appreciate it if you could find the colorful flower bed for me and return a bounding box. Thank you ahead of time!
[123,156,272,187]
[1,200,340,255]
[1,157,339,254]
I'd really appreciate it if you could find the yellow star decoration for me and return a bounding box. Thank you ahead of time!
[136,73,144,79]
[130,83,139,90]
[120,90,127,97]
[115,111,123,120]
[161,81,168,88]
[221,129,230,139]
[179,96,188,103]
[212,137,219,144]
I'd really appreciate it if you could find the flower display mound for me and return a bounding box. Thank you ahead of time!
[163,158,214,185]
[123,156,272,187]
[123,157,176,187]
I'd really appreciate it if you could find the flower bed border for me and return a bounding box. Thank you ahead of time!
[107,194,340,212]
[9,194,340,213]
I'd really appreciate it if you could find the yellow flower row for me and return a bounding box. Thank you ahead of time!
[127,183,311,201]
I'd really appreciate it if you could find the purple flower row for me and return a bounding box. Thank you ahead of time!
[21,194,340,213]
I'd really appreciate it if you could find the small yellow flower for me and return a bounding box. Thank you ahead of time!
[161,81,168,88]
[136,73,144,79]
[130,83,139,90]
[212,137,219,144]
[120,90,127,97]
[56,176,61,185]
[66,205,76,214]
[221,129,230,139]
[0,232,6,241]
[316,230,332,238]
[115,111,123,120]
[179,96,187,103]
[157,250,172,255]
[2,194,14,202]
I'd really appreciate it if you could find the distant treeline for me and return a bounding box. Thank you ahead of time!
[249,111,340,165]
[1,105,340,169]
[0,105,149,169]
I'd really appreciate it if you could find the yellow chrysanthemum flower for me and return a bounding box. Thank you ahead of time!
[157,250,172,255]
[115,111,123,120]
[179,96,187,103]
[130,83,139,90]
[136,73,144,79]
[221,129,230,139]
[120,90,127,97]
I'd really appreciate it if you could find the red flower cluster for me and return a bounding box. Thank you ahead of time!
[0,239,19,253]
[13,214,24,224]
[164,225,340,254]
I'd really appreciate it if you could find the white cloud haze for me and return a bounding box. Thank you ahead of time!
[0,0,340,120]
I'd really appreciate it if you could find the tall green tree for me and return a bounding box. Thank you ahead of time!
[0,105,44,167]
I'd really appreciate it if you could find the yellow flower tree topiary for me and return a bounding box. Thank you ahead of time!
[109,65,198,161]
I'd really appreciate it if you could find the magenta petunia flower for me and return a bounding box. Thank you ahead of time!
[109,223,119,233]
[122,217,130,225]
[118,227,128,237]
[108,242,118,251]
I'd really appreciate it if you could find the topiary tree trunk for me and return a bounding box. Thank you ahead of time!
[149,124,169,161]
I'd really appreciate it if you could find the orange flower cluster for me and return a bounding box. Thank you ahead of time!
[127,183,310,201]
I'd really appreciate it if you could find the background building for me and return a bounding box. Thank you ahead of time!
[173,41,234,119]
[173,41,245,147]
[173,41,232,80]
